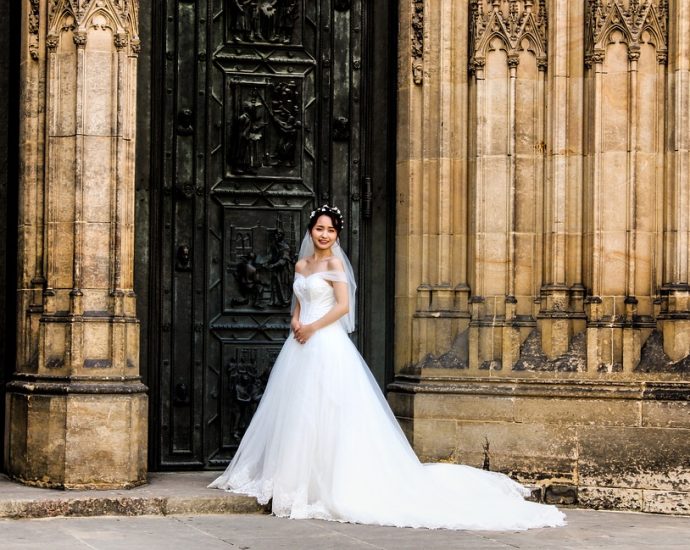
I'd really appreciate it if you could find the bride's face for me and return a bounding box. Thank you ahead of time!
[310,215,338,251]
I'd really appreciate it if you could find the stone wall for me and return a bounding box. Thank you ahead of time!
[392,0,690,513]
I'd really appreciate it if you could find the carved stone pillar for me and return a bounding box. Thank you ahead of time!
[583,0,667,372]
[538,0,586,360]
[5,0,146,488]
[660,0,690,361]
[396,0,472,374]
[467,0,548,371]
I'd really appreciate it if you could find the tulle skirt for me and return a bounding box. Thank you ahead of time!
[209,323,566,530]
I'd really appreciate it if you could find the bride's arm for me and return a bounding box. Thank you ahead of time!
[294,281,348,343]
[291,258,307,335]
[291,300,301,334]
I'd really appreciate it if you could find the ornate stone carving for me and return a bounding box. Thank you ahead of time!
[28,0,40,60]
[585,0,668,67]
[470,0,548,71]
[411,0,424,84]
[73,30,87,46]
[47,0,139,52]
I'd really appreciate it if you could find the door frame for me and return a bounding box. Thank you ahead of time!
[136,0,398,470]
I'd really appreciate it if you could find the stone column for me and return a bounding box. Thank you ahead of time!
[396,0,471,374]
[583,0,667,373]
[5,0,146,489]
[467,0,548,371]
[538,0,586,360]
[660,0,690,361]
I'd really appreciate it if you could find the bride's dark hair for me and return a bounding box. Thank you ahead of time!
[308,205,344,235]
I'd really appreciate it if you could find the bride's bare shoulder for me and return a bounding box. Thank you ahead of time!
[327,256,344,272]
[295,258,308,274]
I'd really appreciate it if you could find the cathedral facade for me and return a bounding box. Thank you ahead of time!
[1,1,688,513]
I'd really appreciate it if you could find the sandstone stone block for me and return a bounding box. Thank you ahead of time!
[642,401,690,428]
[413,418,456,461]
[544,484,578,505]
[388,392,413,419]
[514,397,640,426]
[578,426,690,491]
[6,392,147,489]
[455,422,577,469]
[415,393,515,423]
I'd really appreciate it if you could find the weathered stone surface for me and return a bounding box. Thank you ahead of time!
[642,490,690,515]
[637,330,690,373]
[413,418,456,460]
[642,400,690,429]
[415,393,515,422]
[578,487,643,511]
[578,426,690,491]
[0,472,268,519]
[514,397,640,427]
[6,392,147,490]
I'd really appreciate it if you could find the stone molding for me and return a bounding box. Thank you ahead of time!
[585,0,668,67]
[470,0,548,72]
[411,0,424,84]
[44,0,139,55]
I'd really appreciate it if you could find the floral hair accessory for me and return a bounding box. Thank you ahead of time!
[308,204,345,231]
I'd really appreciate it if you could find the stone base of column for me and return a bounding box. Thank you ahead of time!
[4,378,147,489]
[658,287,690,362]
[660,318,690,362]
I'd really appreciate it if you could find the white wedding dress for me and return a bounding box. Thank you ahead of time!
[210,271,566,530]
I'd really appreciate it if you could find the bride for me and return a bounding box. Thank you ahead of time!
[210,205,566,530]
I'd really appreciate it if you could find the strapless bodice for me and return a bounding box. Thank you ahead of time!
[293,272,339,325]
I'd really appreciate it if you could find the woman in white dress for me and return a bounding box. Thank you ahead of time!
[210,205,566,530]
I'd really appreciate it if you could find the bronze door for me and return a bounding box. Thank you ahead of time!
[146,0,395,468]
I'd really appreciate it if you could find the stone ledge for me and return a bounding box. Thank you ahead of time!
[389,377,690,401]
[0,472,269,519]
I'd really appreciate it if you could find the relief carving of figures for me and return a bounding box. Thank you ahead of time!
[229,0,298,44]
[231,251,266,308]
[230,81,301,175]
[231,88,267,174]
[266,80,301,167]
[585,0,668,66]
[265,229,293,307]
[226,350,271,441]
[469,0,548,72]
[228,217,296,310]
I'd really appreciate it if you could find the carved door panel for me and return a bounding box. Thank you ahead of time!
[154,0,378,468]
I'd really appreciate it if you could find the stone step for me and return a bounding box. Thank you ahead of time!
[0,472,268,519]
